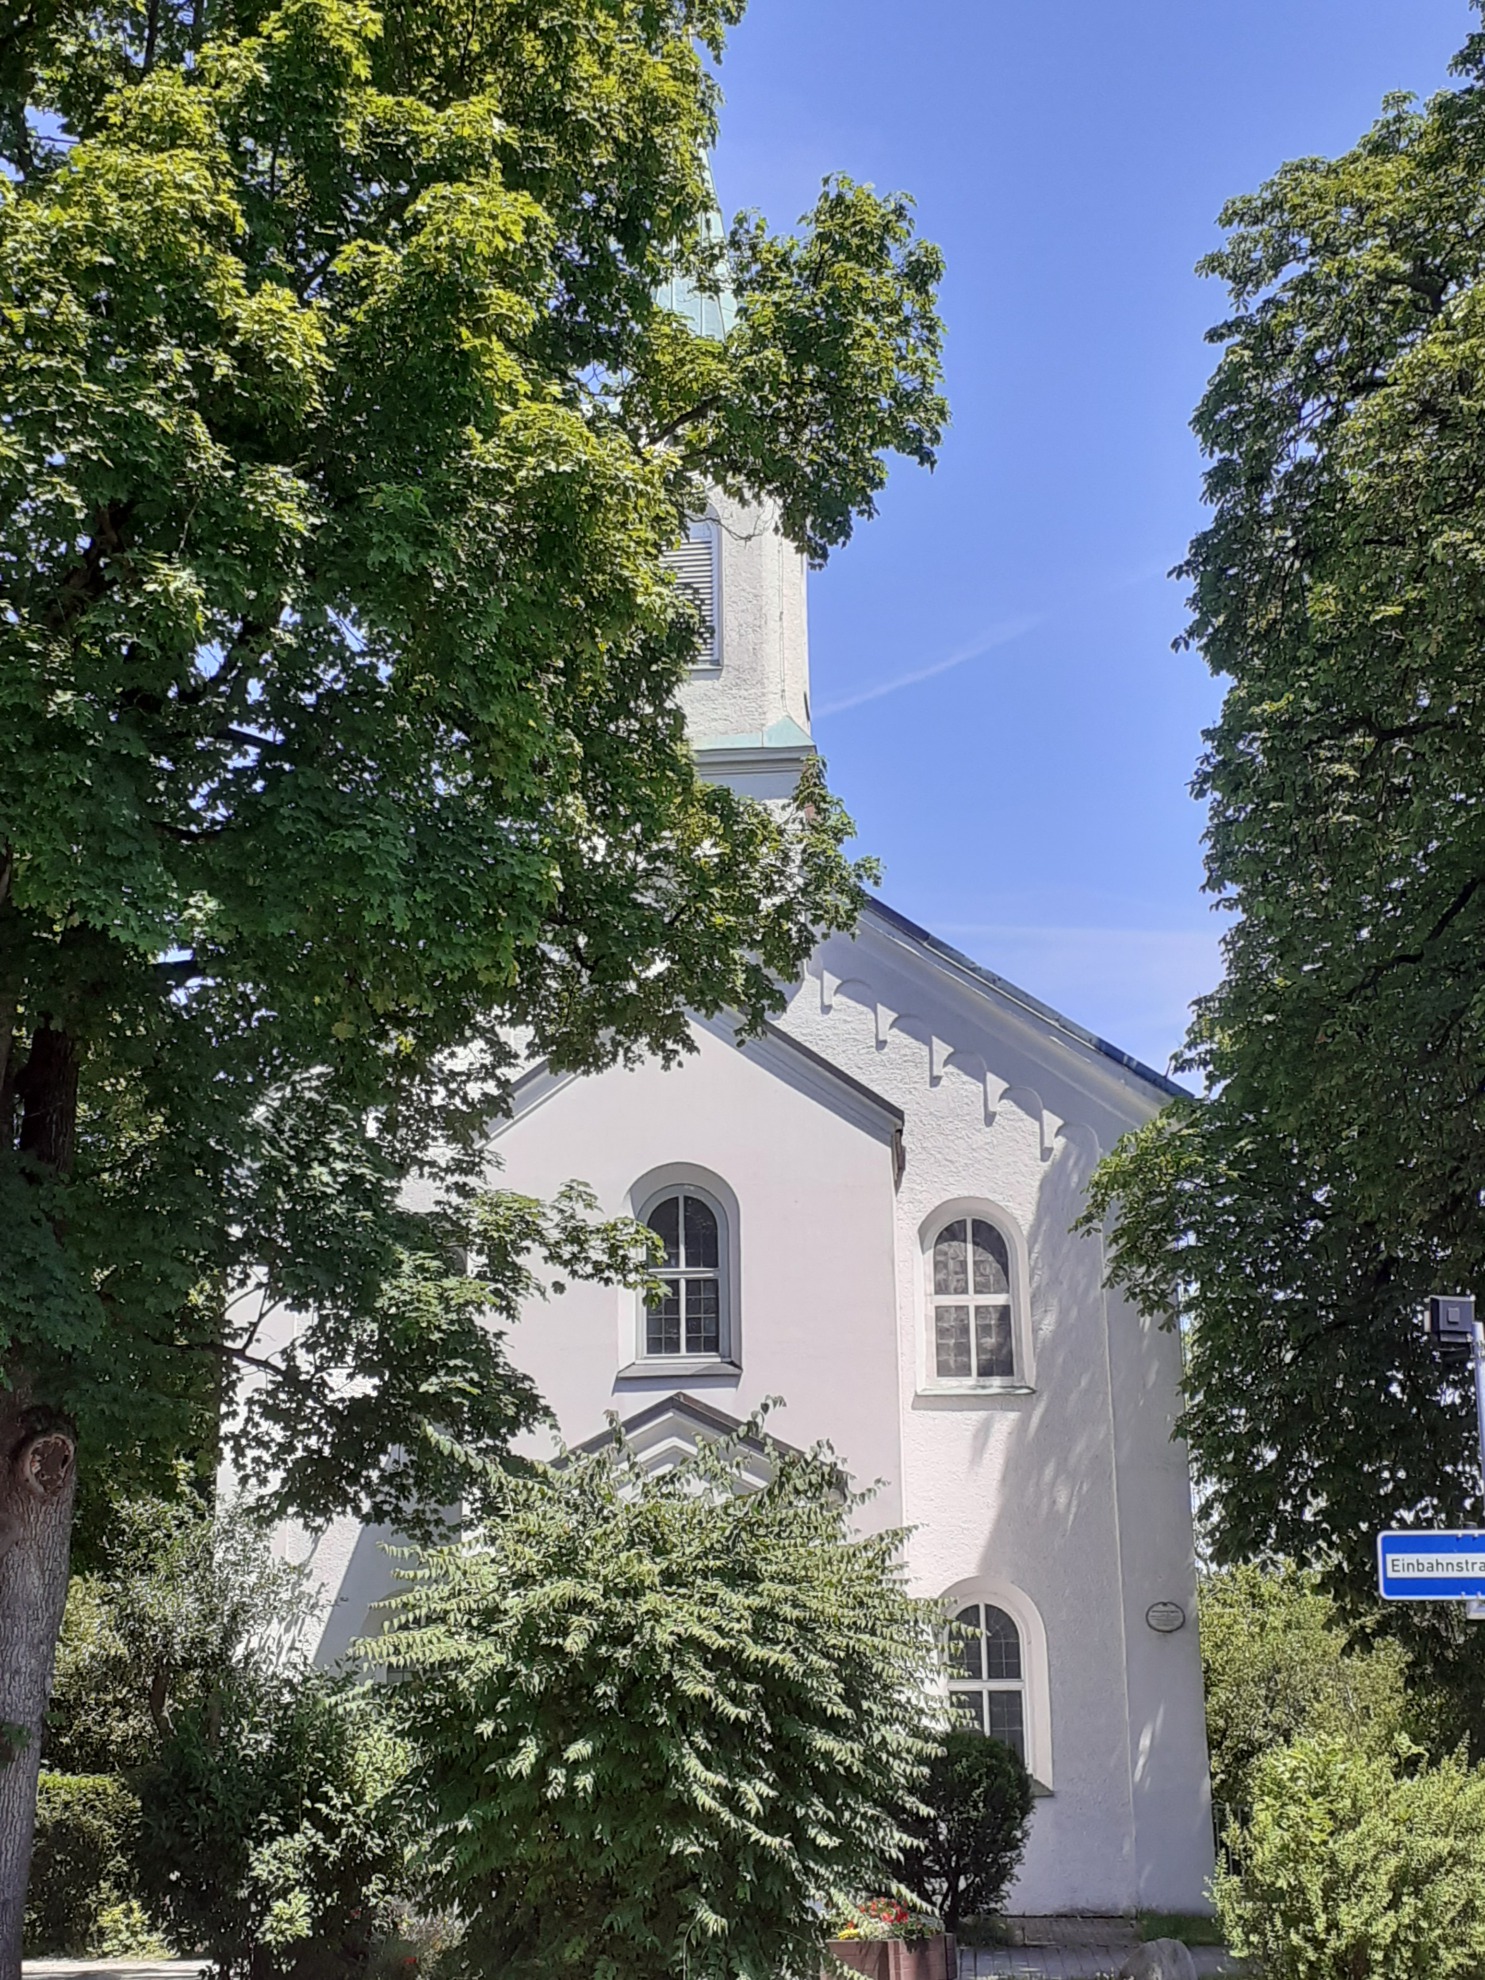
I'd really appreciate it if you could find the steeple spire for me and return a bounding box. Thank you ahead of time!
[655,159,737,342]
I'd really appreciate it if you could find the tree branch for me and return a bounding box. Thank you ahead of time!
[1345,875,1484,1000]
[153,820,229,844]
[153,1334,287,1379]
[644,394,723,451]
[43,503,131,636]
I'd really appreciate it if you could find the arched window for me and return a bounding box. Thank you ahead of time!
[645,1188,722,1358]
[931,1216,1014,1382]
[949,1602,1026,1761]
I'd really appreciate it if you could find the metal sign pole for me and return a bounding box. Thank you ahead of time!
[1380,1297,1485,1615]
[1470,1319,1485,1622]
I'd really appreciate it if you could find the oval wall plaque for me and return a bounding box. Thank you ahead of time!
[1146,1601,1187,1634]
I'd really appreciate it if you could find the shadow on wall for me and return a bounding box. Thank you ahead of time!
[310,1518,403,1668]
[962,1120,1108,1543]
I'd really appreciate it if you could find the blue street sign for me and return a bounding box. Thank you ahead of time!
[1378,1530,1485,1601]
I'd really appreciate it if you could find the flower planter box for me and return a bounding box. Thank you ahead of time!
[825,1934,957,1980]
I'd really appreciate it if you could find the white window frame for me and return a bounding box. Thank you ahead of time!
[620,1167,740,1376]
[918,1199,1034,1395]
[940,1577,1053,1792]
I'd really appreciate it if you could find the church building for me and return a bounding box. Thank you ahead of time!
[289,217,1216,1916]
[297,468,1216,1919]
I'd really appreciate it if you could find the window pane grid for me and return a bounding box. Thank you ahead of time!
[645,1190,723,1360]
[948,1603,1027,1765]
[986,1690,1025,1759]
[933,1218,1015,1382]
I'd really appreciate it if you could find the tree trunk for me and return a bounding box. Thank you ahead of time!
[0,1386,77,1980]
[0,1019,81,1980]
[16,1025,78,1176]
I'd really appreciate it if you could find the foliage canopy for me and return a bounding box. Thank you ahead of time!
[1086,4,1485,1719]
[375,1424,944,1980]
[41,1494,420,1977]
[1216,1738,1485,1980]
[1198,1565,1411,1812]
[0,0,945,1525]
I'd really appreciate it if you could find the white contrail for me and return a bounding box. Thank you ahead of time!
[816,613,1043,717]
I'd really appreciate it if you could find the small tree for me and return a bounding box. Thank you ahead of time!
[42,1494,420,1979]
[895,1728,1032,1932]
[1216,1737,1485,1980]
[45,1491,311,1776]
[134,1672,417,1980]
[376,1424,944,1980]
[1199,1564,1411,1815]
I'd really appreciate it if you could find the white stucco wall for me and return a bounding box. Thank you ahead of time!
[677,487,811,748]
[768,908,1214,1915]
[279,908,1214,1916]
[487,1014,905,1529]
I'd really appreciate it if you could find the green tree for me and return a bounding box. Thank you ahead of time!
[1085,5,1485,1730]
[894,1727,1032,1932]
[40,1492,416,1976]
[0,0,946,1959]
[374,1423,944,1980]
[1199,1565,1411,1815]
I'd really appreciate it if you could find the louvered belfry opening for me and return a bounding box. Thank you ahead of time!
[663,523,718,665]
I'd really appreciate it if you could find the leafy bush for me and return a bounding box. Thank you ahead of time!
[24,1771,167,1957]
[46,1491,311,1775]
[1216,1737,1485,1980]
[377,1424,944,1980]
[895,1728,1032,1930]
[134,1671,419,1980]
[1200,1564,1411,1814]
[41,1492,418,1979]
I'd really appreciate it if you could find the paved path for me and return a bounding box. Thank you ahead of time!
[22,1947,1244,1980]
[961,1951,1239,1979]
[23,1963,205,1979]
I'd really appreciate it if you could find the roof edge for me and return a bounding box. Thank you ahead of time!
[758,1019,905,1129]
[862,897,1192,1103]
[567,1392,803,1460]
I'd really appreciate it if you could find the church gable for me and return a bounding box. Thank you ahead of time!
[493,1006,903,1160]
[786,898,1183,1178]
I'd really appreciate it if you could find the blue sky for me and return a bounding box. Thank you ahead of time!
[711,0,1470,1076]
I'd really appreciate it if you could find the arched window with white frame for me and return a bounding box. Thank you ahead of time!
[629,1172,740,1362]
[929,1213,1016,1384]
[941,1579,1053,1790]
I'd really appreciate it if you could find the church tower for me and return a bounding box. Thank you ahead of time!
[656,185,815,804]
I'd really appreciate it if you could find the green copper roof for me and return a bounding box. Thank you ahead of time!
[694,716,814,755]
[655,160,737,341]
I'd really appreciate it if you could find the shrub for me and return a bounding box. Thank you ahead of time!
[376,1424,944,1980]
[41,1491,418,1980]
[1215,1736,1485,1980]
[46,1491,311,1776]
[24,1772,167,1957]
[134,1671,419,1980]
[1199,1564,1411,1816]
[895,1728,1032,1930]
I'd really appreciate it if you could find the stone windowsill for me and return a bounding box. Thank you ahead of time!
[615,1357,742,1381]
